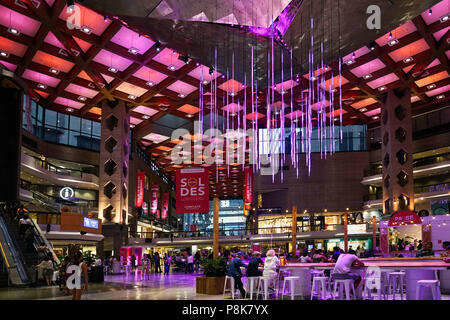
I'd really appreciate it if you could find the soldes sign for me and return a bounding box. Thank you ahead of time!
[176,168,209,214]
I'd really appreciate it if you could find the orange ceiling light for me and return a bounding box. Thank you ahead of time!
[414,71,449,87]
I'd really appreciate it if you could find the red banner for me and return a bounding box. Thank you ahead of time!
[244,167,253,204]
[151,184,159,215]
[176,168,209,214]
[380,227,389,254]
[388,211,422,227]
[142,201,148,215]
[136,172,145,207]
[422,223,432,243]
[162,192,169,219]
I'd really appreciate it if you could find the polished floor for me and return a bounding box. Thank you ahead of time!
[0,270,448,300]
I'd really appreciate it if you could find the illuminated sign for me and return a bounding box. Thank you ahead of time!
[60,187,74,200]
[220,200,230,208]
[83,217,99,230]
[347,224,367,234]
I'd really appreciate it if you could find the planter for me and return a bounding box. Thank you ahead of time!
[196,276,226,295]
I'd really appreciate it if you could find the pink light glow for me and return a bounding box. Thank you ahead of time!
[375,21,417,47]
[434,26,450,41]
[403,64,415,73]
[364,108,381,117]
[153,48,184,68]
[34,90,49,99]
[367,73,400,89]
[311,100,330,111]
[32,51,75,72]
[111,26,155,53]
[426,58,441,69]
[133,66,167,84]
[274,80,296,93]
[246,112,265,120]
[388,39,430,63]
[411,96,421,103]
[133,105,158,116]
[218,79,243,93]
[0,36,27,57]
[0,5,41,37]
[130,117,143,125]
[93,50,133,71]
[447,50,450,60]
[188,65,221,81]
[285,110,303,119]
[327,109,348,118]
[425,84,450,97]
[421,1,450,25]
[222,103,243,113]
[22,69,61,87]
[415,71,449,87]
[0,60,16,72]
[45,0,55,7]
[59,4,111,36]
[101,73,115,83]
[166,80,197,95]
[116,82,147,97]
[351,98,378,109]
[342,46,371,62]
[54,97,84,109]
[178,104,199,114]
[65,83,98,98]
[350,59,386,78]
[320,76,349,91]
[43,32,65,49]
[73,37,92,52]
[77,71,93,81]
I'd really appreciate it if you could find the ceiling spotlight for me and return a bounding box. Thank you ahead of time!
[369,41,376,51]
[378,86,387,91]
[310,75,317,81]
[440,14,449,23]
[428,9,432,16]
[331,88,338,93]
[78,96,87,101]
[372,116,380,120]
[363,73,372,80]
[49,67,59,74]
[179,55,190,64]
[209,67,214,76]
[388,38,399,46]
[128,94,137,100]
[360,108,368,112]
[37,83,47,90]
[186,114,194,118]
[334,117,338,121]
[108,66,118,73]
[403,56,414,63]
[128,47,139,55]
[202,80,209,85]
[195,62,200,67]
[229,92,236,96]
[281,90,287,95]
[130,124,135,128]
[80,25,92,34]
[436,94,445,99]
[66,107,74,112]
[427,83,436,90]
[146,81,155,87]
[0,51,9,58]
[67,0,74,11]
[7,27,20,36]
[168,65,177,71]
[178,93,186,98]
[155,41,161,52]
[142,115,150,120]
[104,16,109,22]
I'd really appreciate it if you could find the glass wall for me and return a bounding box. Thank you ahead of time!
[22,95,100,152]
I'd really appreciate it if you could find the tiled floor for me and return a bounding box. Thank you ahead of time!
[0,271,448,300]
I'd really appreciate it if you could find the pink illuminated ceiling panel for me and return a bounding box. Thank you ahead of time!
[351,98,378,109]
[364,108,381,117]
[167,80,197,95]
[303,66,329,80]
[311,100,330,111]
[411,96,421,103]
[275,80,296,93]
[32,51,75,73]
[45,0,56,7]
[375,21,417,47]
[116,82,147,97]
[246,112,265,120]
[73,37,92,53]
[0,60,16,72]
[77,70,93,81]
[54,97,84,109]
[342,46,371,62]
[65,83,98,98]
[388,39,430,63]
[285,110,303,119]
[188,65,221,81]
[320,75,349,91]
[22,69,61,87]
[327,109,348,118]
[222,103,243,113]
[0,36,27,57]
[367,73,399,89]
[350,59,386,78]
[426,58,440,69]
[93,50,133,71]
[415,71,449,87]
[89,107,102,115]
[43,32,64,49]
[421,0,449,25]
[59,4,111,36]
[133,66,167,84]
[101,73,115,83]
[425,84,450,97]
[403,64,415,73]
[133,105,158,116]
[0,5,41,37]
[130,117,143,125]
[178,104,199,114]
[434,26,450,41]
[218,79,244,93]
[34,90,49,99]
[153,48,185,69]
[111,26,154,53]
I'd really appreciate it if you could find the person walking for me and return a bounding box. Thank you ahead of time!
[131,254,136,271]
[187,253,194,273]
[37,256,54,286]
[154,252,162,273]
[70,251,89,300]
[163,253,171,276]
[141,254,150,280]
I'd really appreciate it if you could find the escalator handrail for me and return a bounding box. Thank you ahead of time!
[28,217,60,265]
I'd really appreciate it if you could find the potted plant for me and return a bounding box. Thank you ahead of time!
[196,257,227,295]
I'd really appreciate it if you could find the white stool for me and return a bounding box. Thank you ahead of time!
[333,279,356,300]
[258,277,274,300]
[311,276,328,300]
[245,277,260,300]
[416,280,441,300]
[282,276,300,300]
[223,275,237,299]
[388,272,405,300]
[278,269,292,292]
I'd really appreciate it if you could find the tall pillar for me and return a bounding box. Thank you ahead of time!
[372,216,377,251]
[344,213,348,252]
[213,197,219,259]
[291,206,297,257]
[381,89,414,216]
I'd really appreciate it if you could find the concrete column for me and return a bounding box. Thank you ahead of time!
[344,213,348,252]
[381,89,414,216]
[291,206,297,257]
[372,216,377,251]
[213,197,219,259]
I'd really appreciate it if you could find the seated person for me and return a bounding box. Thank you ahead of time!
[332,252,365,291]
[331,247,341,262]
[441,241,450,257]
[312,249,328,263]
[443,245,450,262]
[416,242,435,257]
[298,251,312,263]
[246,251,263,277]
[227,252,247,298]
[263,250,280,292]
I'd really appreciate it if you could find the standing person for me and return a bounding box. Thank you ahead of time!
[163,253,171,275]
[187,253,194,273]
[246,251,263,277]
[37,256,54,286]
[263,249,280,293]
[141,254,150,280]
[70,251,88,300]
[194,250,201,273]
[417,240,423,250]
[331,252,365,293]
[227,252,247,298]
[130,254,136,271]
[154,252,161,273]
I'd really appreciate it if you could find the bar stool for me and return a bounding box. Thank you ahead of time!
[223,275,237,299]
[281,276,300,300]
[332,279,356,300]
[278,269,292,292]
[311,276,328,300]
[258,276,274,300]
[245,277,260,300]
[416,280,441,300]
[388,272,405,300]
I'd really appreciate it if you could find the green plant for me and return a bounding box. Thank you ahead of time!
[82,250,98,267]
[200,257,227,277]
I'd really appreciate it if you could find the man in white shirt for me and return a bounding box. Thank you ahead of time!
[332,253,365,290]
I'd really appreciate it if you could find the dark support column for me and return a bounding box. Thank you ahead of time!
[381,89,414,216]
[0,85,22,203]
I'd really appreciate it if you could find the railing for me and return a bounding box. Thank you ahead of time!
[364,182,450,201]
[28,154,97,179]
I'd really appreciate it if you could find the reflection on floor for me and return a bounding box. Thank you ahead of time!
[0,271,448,300]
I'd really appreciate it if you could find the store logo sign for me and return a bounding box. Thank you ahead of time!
[60,187,74,200]
[83,217,99,230]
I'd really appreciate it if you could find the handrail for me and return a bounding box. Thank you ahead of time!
[28,216,60,266]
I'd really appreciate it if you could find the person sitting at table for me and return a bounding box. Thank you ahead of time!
[443,246,450,262]
[263,249,280,293]
[246,251,263,277]
[298,250,312,263]
[331,252,365,292]
[331,247,341,262]
[227,252,247,298]
[312,249,328,263]
[348,245,356,255]
[416,242,435,257]
[441,241,450,257]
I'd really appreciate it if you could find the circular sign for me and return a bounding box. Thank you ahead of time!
[60,187,74,200]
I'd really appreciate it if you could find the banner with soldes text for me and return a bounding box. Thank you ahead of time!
[136,171,145,208]
[176,167,209,214]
